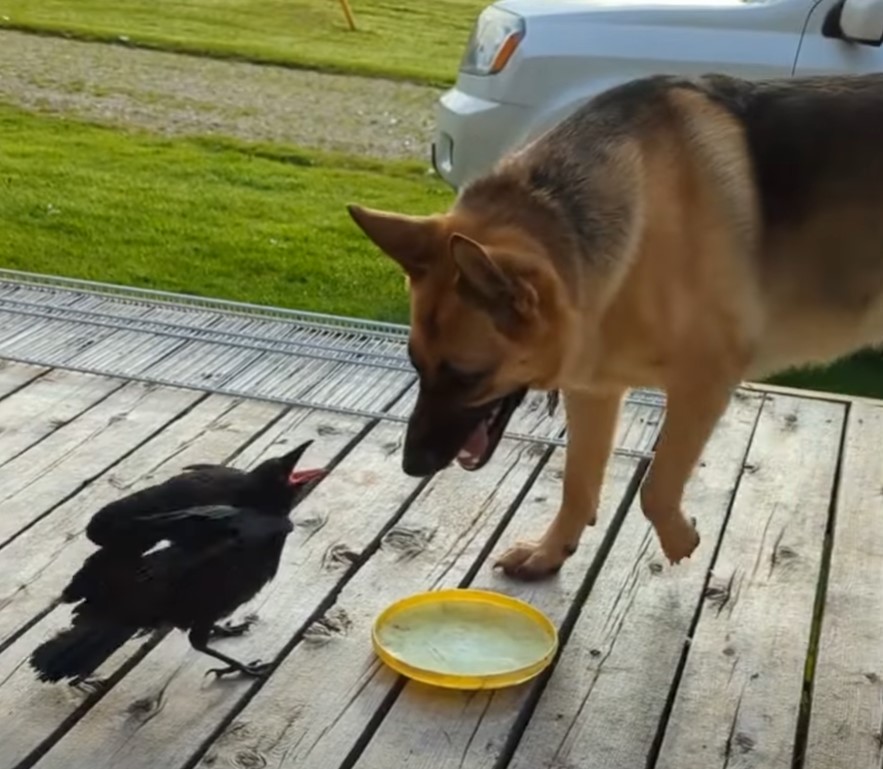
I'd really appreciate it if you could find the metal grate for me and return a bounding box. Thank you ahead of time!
[0,270,666,457]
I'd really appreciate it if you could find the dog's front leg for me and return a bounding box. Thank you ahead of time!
[641,375,733,563]
[495,389,624,581]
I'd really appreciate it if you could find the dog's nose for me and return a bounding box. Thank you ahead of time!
[402,448,443,478]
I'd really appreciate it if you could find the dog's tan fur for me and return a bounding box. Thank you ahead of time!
[349,73,883,579]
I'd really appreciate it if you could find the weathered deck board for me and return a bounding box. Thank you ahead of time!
[349,450,642,769]
[0,400,352,766]
[28,418,422,769]
[0,381,204,545]
[194,435,549,769]
[505,392,764,769]
[656,395,843,769]
[0,360,47,398]
[0,604,153,769]
[804,401,883,769]
[194,396,650,769]
[0,369,121,468]
[0,358,875,769]
[0,395,281,649]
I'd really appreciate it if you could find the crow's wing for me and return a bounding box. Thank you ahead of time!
[124,506,293,600]
[127,504,293,549]
[66,506,292,608]
[86,468,248,551]
[181,463,225,472]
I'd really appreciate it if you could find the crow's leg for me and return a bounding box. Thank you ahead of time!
[188,626,271,679]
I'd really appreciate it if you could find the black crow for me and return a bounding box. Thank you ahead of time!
[29,440,326,685]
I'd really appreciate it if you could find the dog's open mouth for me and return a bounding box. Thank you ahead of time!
[455,389,527,471]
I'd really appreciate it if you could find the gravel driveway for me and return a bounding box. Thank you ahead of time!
[0,30,441,161]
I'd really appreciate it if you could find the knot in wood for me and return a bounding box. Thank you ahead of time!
[772,544,798,569]
[294,514,326,533]
[382,525,434,559]
[322,543,359,570]
[382,440,401,457]
[733,732,756,754]
[303,607,353,645]
[234,749,267,769]
[126,694,161,718]
[528,442,546,458]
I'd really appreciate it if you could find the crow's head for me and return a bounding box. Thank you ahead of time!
[249,439,327,511]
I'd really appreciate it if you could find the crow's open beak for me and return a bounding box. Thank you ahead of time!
[288,468,328,486]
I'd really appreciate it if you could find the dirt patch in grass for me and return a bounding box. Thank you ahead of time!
[0,0,485,86]
[0,30,441,161]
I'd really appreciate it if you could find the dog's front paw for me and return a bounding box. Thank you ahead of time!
[657,516,700,564]
[493,541,571,581]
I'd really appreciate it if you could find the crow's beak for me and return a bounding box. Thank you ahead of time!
[288,467,328,486]
[279,440,326,486]
[280,439,314,468]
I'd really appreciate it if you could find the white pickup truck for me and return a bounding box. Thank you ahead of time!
[432,0,883,188]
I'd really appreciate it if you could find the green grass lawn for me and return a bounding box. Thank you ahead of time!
[0,104,453,322]
[0,0,487,86]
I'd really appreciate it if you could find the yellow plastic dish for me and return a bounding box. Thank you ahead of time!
[372,588,558,690]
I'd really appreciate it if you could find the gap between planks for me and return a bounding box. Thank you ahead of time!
[652,393,844,769]
[801,400,883,769]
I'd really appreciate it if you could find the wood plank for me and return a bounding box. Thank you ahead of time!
[505,392,764,769]
[195,433,550,769]
[28,418,423,769]
[0,380,206,545]
[347,451,641,769]
[0,396,302,767]
[0,605,153,769]
[0,369,121,467]
[190,397,650,769]
[654,394,843,769]
[0,394,284,648]
[0,360,48,398]
[803,401,883,769]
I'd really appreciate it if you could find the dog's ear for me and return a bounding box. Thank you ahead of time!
[347,204,438,279]
[450,233,538,332]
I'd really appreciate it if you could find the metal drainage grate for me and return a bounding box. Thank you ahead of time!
[0,269,666,458]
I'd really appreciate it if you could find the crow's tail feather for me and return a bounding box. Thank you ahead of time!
[29,619,134,683]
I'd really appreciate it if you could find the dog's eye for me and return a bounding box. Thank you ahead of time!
[439,361,485,389]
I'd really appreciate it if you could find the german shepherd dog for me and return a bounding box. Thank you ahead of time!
[348,73,883,580]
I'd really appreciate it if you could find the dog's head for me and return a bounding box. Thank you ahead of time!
[348,204,573,477]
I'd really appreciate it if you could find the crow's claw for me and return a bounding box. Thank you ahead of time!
[205,660,271,679]
[70,677,106,695]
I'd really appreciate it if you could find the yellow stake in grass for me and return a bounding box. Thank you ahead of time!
[339,0,357,30]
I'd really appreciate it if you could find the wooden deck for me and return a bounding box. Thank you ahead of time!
[0,358,878,769]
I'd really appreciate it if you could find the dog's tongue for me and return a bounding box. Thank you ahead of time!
[457,422,489,469]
